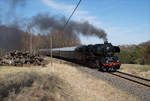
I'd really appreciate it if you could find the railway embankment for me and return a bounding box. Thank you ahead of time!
[64,60,150,101]
[0,57,140,101]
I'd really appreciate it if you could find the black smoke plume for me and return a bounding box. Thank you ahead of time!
[32,13,107,41]
[0,0,108,50]
[0,25,24,50]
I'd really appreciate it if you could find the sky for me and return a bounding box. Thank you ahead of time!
[0,0,150,45]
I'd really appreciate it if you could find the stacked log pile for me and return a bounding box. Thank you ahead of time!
[0,51,46,66]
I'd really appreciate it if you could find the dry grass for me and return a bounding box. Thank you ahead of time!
[0,70,77,101]
[0,58,140,101]
[119,64,150,78]
[40,58,139,101]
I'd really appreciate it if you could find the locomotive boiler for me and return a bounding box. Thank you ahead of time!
[40,41,121,72]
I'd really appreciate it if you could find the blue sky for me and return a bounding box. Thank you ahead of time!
[1,0,150,45]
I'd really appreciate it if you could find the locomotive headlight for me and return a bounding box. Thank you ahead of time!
[106,46,112,53]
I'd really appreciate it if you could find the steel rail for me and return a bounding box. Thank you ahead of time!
[109,71,150,88]
[117,71,150,82]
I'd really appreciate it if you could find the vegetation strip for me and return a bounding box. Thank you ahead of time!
[116,41,150,65]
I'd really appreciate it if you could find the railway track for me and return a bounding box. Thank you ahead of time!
[110,71,150,88]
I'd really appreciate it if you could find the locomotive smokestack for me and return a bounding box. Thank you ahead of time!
[104,40,108,44]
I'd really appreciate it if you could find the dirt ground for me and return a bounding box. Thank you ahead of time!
[0,57,139,101]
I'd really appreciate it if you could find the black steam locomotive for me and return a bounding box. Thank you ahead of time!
[75,41,121,71]
[40,41,121,72]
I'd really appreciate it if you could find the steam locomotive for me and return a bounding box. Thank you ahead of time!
[40,41,121,72]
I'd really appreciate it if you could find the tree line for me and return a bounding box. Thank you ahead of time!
[116,41,150,65]
[0,25,81,56]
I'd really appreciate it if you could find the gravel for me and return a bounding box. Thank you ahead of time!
[75,66,150,101]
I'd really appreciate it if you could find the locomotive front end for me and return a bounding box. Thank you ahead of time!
[99,41,121,71]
